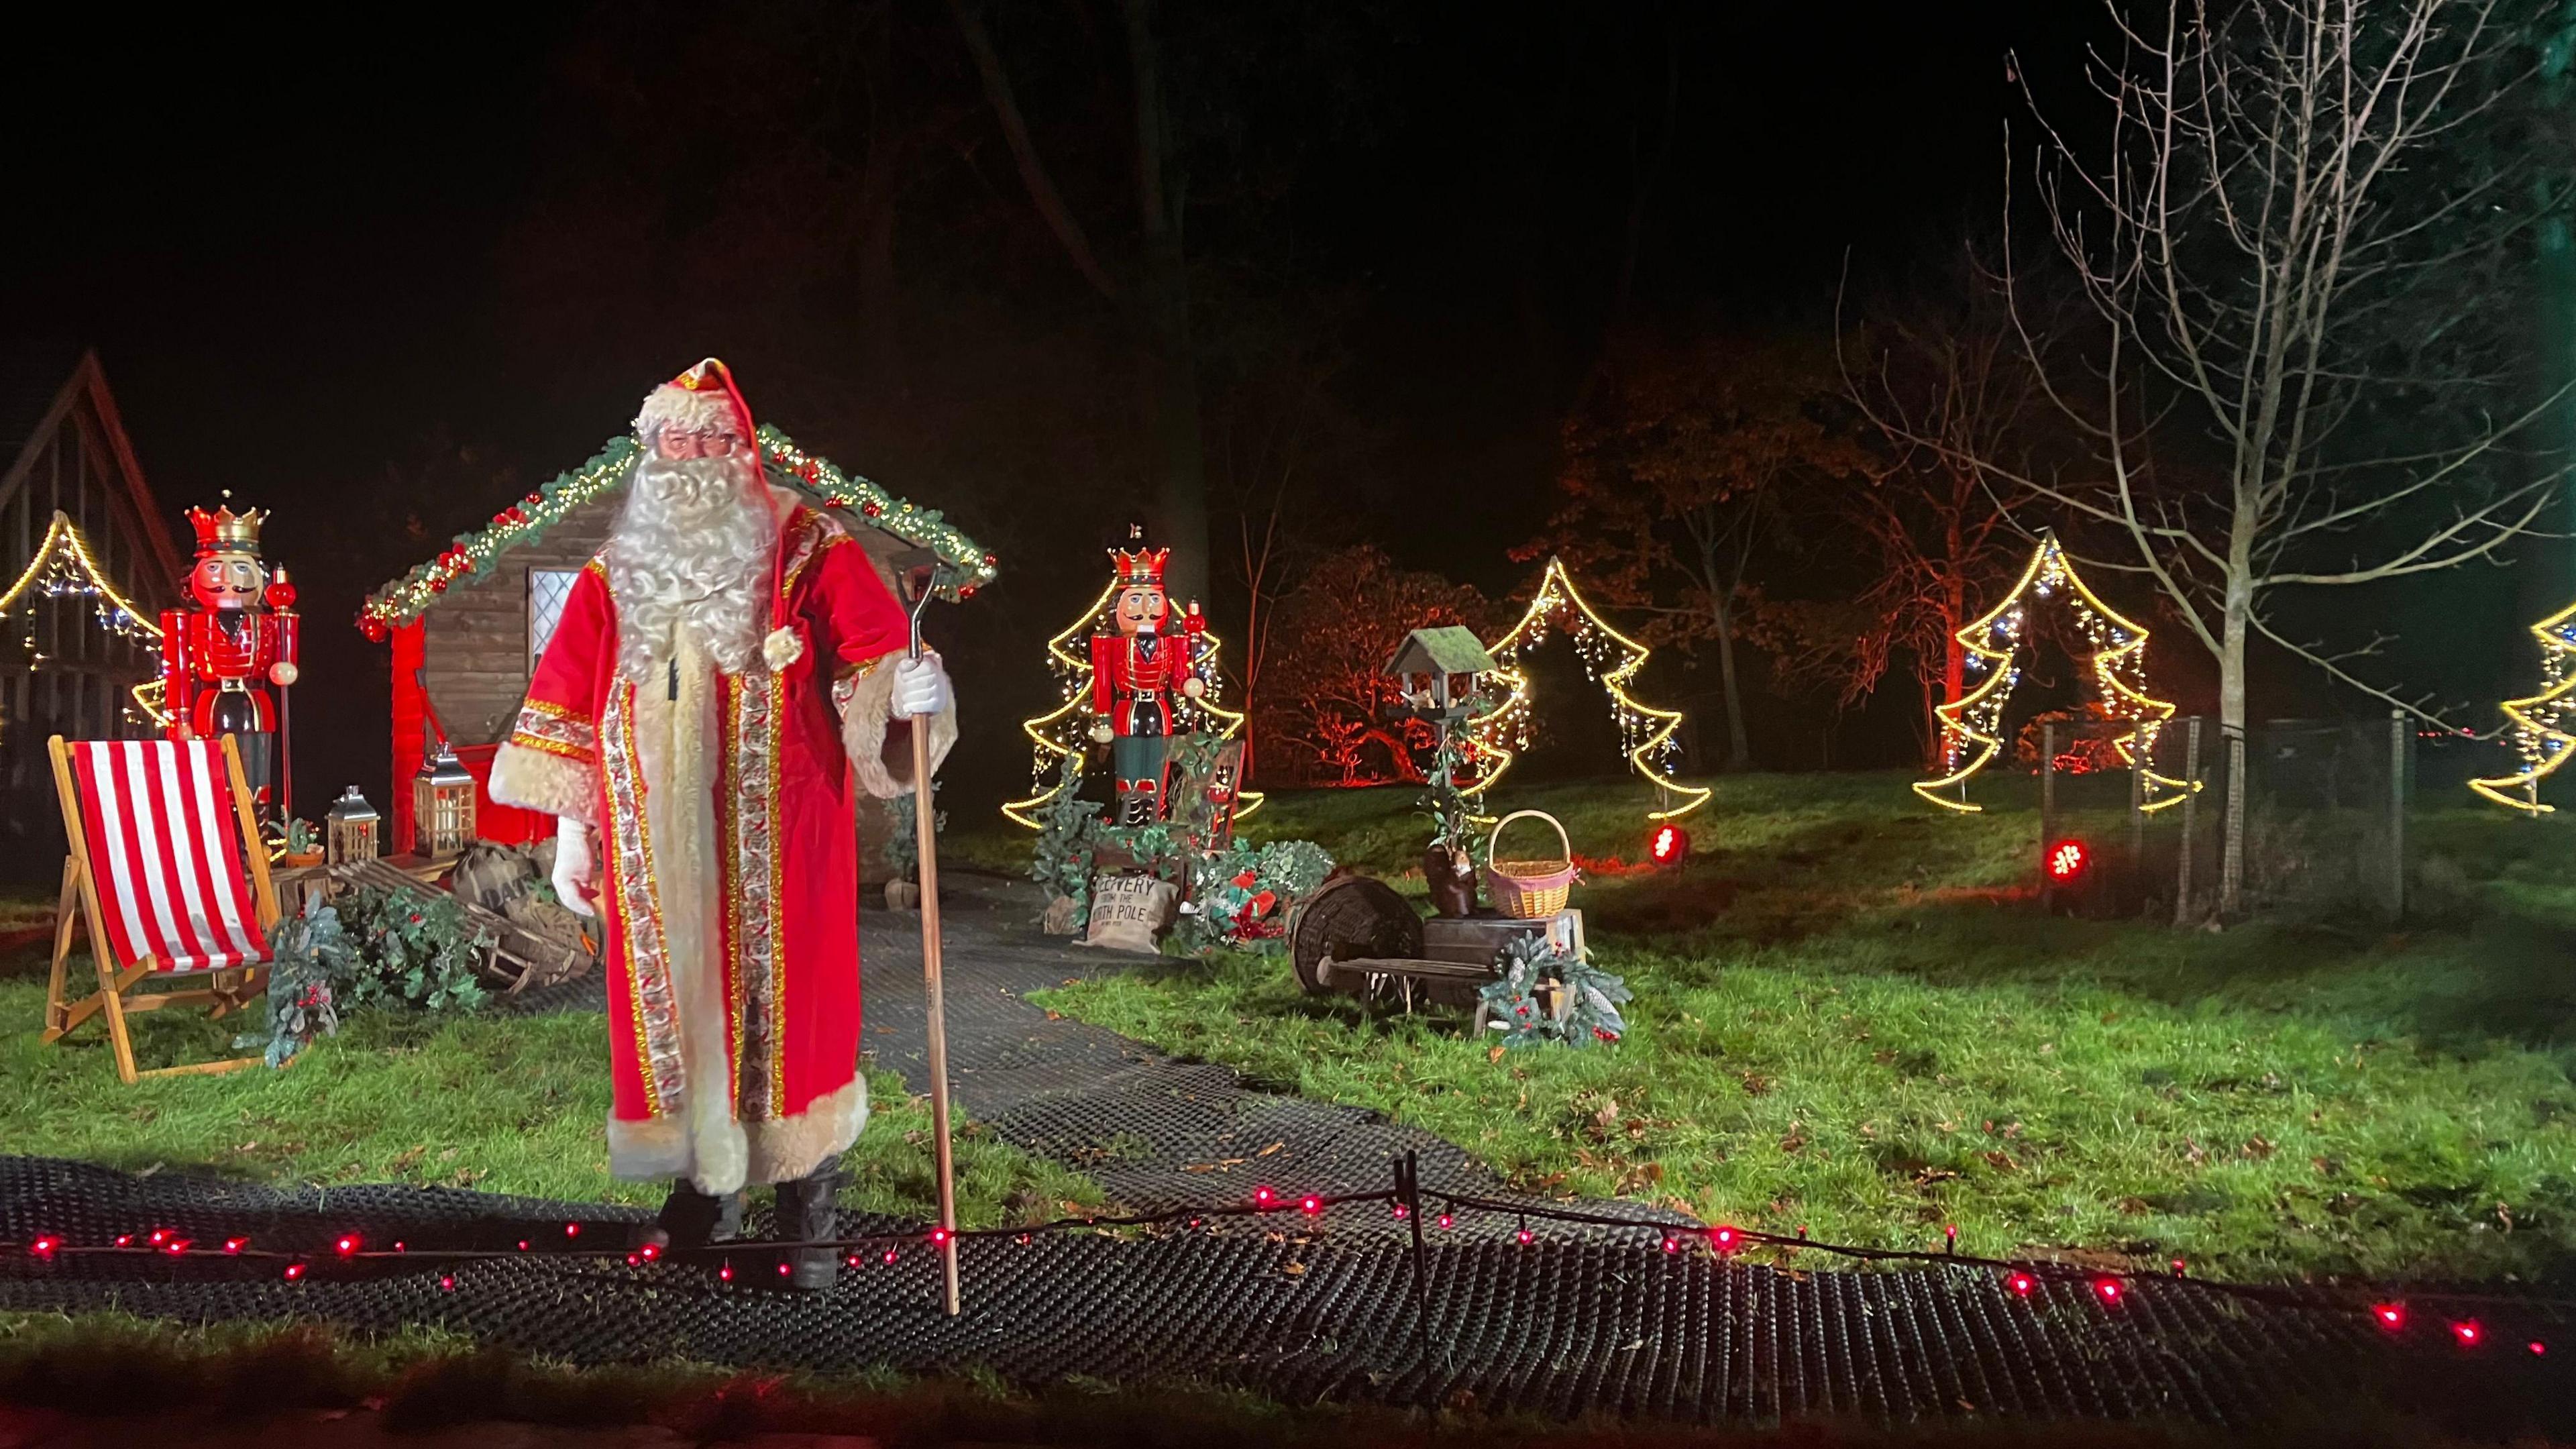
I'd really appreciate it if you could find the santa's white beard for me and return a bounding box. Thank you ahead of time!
[604,453,773,682]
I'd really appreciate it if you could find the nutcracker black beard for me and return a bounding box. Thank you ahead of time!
[604,450,773,683]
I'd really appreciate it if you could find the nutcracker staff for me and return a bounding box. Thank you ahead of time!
[161,500,299,816]
[1087,528,1205,825]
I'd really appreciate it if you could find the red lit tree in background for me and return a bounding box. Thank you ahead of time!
[1253,546,1493,786]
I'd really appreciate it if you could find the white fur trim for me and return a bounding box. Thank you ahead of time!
[837,657,957,800]
[635,384,740,439]
[488,743,598,828]
[762,626,804,672]
[606,1113,690,1182]
[745,1075,871,1185]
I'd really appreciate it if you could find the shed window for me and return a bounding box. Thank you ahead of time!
[529,569,582,665]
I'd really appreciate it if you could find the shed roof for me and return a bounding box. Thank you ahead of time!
[361,425,997,634]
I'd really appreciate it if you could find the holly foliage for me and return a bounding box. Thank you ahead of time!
[334,884,491,1014]
[235,892,356,1067]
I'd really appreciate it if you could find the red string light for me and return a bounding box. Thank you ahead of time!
[2093,1277,2123,1305]
[1299,1195,1324,1216]
[638,1242,661,1262]
[2530,1341,2548,1357]
[439,1275,455,1291]
[282,1262,306,1281]
[1436,1212,1454,1231]
[1711,1226,1741,1255]
[718,1263,733,1282]
[2373,1303,2405,1331]
[162,1237,193,1256]
[1662,1234,1681,1254]
[333,1234,362,1258]
[2008,1271,2037,1298]
[112,1235,131,1248]
[564,1222,582,1239]
[1392,1204,1409,1221]
[2453,1320,2483,1348]
[1252,1186,1279,1210]
[221,1236,248,1255]
[28,1235,59,1260]
[881,1248,899,1265]
[929,1226,953,1248]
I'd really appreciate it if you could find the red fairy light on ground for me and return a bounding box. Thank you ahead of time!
[333,1233,362,1258]
[2373,1303,2405,1331]
[1711,1226,1741,1255]
[28,1235,60,1260]
[929,1226,954,1247]
[1299,1195,1324,1216]
[282,1262,307,1281]
[2092,1277,2123,1305]
[2007,1271,2037,1298]
[1252,1186,1279,1210]
[2452,1320,2482,1348]
[1648,823,1689,866]
[2045,839,2090,883]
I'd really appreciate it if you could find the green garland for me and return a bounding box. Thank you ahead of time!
[333,885,490,1014]
[1479,935,1631,1050]
[360,425,998,633]
[1030,755,1106,926]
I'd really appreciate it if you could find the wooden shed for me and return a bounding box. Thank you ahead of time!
[359,427,995,855]
[0,345,186,849]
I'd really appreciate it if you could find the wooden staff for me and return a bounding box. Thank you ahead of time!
[898,554,961,1316]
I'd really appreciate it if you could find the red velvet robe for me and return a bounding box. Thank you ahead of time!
[486,501,955,1192]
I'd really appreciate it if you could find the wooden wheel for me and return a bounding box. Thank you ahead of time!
[1287,875,1424,996]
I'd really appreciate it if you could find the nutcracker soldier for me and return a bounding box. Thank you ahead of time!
[1087,527,1206,825]
[161,500,299,818]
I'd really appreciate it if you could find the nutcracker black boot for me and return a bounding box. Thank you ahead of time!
[771,1165,845,1291]
[636,1179,744,1256]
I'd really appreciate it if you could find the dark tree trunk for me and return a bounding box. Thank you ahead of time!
[1711,595,1752,771]
[1122,0,1210,604]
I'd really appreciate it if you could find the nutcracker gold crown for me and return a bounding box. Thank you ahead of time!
[186,504,268,555]
[1109,545,1170,587]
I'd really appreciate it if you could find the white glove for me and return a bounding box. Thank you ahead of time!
[892,651,951,720]
[552,816,598,918]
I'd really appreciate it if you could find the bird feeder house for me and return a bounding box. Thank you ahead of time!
[1385,627,1497,720]
[413,743,478,859]
[325,785,382,865]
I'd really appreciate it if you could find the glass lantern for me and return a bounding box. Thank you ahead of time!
[325,786,380,865]
[413,744,478,859]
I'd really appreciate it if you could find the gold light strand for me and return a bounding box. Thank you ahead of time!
[2467,598,2576,813]
[359,427,998,634]
[1000,584,1262,828]
[1911,533,2192,814]
[0,512,168,731]
[1462,556,1709,823]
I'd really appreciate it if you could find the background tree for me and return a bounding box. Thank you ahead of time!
[1826,258,2056,764]
[1900,0,2568,914]
[1538,334,1871,771]
[1254,546,1493,786]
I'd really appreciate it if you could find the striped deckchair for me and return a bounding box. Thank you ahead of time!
[42,735,278,1083]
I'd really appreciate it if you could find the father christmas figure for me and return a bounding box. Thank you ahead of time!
[486,358,956,1287]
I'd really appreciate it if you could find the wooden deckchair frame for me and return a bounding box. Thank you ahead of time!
[41,734,277,1083]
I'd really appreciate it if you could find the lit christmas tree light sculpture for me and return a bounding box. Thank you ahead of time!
[1913,532,2191,814]
[1463,557,1709,822]
[2467,598,2576,814]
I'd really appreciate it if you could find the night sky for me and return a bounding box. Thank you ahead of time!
[4,3,2527,816]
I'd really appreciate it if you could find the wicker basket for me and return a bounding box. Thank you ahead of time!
[1481,810,1578,918]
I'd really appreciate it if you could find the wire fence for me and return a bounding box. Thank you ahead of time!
[2038,713,2416,924]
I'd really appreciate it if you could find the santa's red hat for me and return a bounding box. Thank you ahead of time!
[635,357,757,445]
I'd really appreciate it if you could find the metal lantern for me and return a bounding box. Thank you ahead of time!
[413,743,478,859]
[325,786,381,865]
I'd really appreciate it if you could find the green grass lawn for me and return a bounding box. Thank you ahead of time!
[0,965,1101,1228]
[1024,771,2576,1283]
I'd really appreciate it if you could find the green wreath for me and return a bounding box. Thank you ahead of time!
[1479,935,1631,1049]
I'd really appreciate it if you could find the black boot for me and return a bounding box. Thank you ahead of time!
[637,1179,744,1255]
[771,1165,844,1291]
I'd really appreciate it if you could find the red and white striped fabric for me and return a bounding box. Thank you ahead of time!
[69,739,269,973]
